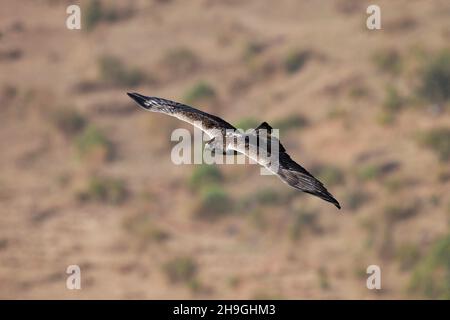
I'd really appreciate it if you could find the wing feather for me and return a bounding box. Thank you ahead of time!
[227,131,341,209]
[276,152,341,209]
[128,93,235,138]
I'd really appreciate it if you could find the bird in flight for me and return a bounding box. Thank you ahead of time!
[127,92,341,209]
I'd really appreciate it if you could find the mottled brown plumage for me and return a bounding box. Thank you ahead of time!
[127,92,341,209]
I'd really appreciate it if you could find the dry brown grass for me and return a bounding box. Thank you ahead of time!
[0,0,449,299]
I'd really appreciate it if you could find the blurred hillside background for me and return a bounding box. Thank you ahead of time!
[0,0,449,299]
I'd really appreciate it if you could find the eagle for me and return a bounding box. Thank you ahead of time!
[127,92,341,209]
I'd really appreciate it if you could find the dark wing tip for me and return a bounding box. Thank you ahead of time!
[127,92,151,110]
[314,189,341,210]
[331,197,341,210]
[277,159,341,210]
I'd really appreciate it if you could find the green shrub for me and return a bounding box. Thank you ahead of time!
[252,188,282,205]
[317,166,345,186]
[376,110,395,126]
[226,275,241,288]
[78,176,127,204]
[189,165,223,190]
[419,50,450,104]
[383,85,403,112]
[273,115,308,131]
[356,164,381,181]
[184,81,216,104]
[327,106,347,120]
[410,233,450,299]
[348,84,369,99]
[384,203,417,223]
[317,267,330,289]
[3,85,17,99]
[235,118,259,131]
[75,125,113,161]
[372,49,402,75]
[98,55,146,87]
[163,47,199,74]
[83,0,132,31]
[122,213,169,243]
[378,86,404,125]
[383,176,404,193]
[195,186,232,220]
[289,209,319,240]
[101,7,123,23]
[243,41,265,62]
[396,243,420,271]
[84,0,102,31]
[247,209,267,230]
[417,128,450,162]
[239,188,284,213]
[284,49,310,74]
[344,189,369,210]
[51,107,86,136]
[360,217,376,249]
[251,291,285,300]
[163,256,197,284]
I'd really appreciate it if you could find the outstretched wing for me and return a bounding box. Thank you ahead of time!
[127,93,235,138]
[129,95,340,209]
[231,121,341,209]
[276,151,341,209]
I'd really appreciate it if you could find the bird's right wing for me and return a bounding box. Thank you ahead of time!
[127,93,235,138]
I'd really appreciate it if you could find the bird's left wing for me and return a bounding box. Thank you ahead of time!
[228,121,341,209]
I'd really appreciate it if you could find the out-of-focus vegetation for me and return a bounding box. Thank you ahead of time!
[98,55,148,87]
[316,165,345,187]
[235,117,259,131]
[77,176,127,204]
[410,233,450,299]
[163,256,198,284]
[343,189,369,211]
[251,187,283,206]
[284,49,310,74]
[243,41,266,62]
[189,165,223,191]
[289,209,320,241]
[75,125,113,161]
[356,164,382,182]
[194,185,233,220]
[50,107,86,137]
[84,0,133,31]
[1,0,449,300]
[396,243,420,271]
[419,50,450,105]
[273,115,308,131]
[162,47,200,75]
[183,81,216,105]
[122,212,169,244]
[417,128,450,162]
[372,49,402,75]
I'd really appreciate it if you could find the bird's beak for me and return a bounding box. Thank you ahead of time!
[127,92,150,109]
